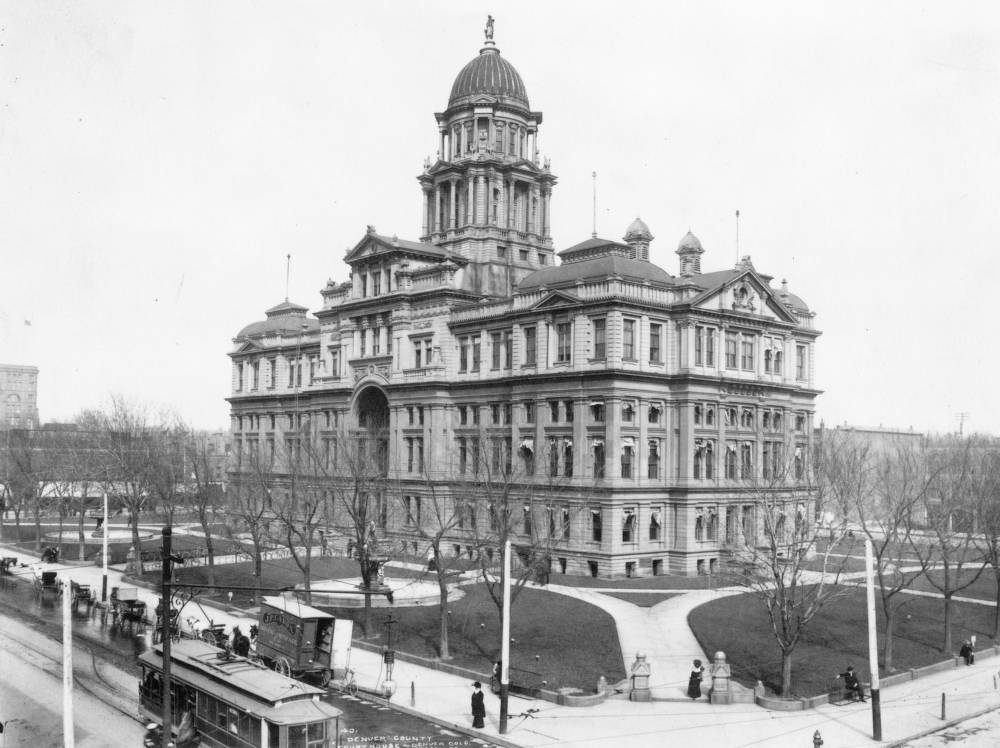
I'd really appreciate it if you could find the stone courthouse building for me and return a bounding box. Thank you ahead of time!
[228,22,820,577]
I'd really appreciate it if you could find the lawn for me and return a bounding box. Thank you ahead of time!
[689,585,996,698]
[169,556,626,692]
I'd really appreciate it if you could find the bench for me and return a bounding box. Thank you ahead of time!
[828,676,868,705]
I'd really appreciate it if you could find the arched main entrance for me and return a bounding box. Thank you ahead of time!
[353,385,390,475]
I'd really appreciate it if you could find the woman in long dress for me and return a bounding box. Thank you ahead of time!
[687,659,705,700]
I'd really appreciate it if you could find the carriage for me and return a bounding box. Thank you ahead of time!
[33,569,60,596]
[254,596,353,687]
[70,579,94,610]
[107,585,146,625]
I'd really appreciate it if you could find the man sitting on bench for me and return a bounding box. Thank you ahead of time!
[837,665,865,702]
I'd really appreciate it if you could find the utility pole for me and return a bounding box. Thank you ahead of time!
[161,527,173,748]
[101,491,108,602]
[62,576,75,748]
[499,539,511,734]
[865,539,882,740]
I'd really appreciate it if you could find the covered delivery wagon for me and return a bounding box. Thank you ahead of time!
[256,596,353,686]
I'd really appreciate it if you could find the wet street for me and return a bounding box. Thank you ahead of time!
[0,571,497,748]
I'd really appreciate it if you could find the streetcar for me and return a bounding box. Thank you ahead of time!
[139,638,343,748]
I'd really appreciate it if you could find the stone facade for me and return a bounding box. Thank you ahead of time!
[227,25,821,577]
[0,364,39,429]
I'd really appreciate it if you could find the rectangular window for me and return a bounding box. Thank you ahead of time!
[649,509,661,540]
[648,439,660,479]
[418,406,425,426]
[459,338,469,372]
[622,401,635,423]
[648,404,661,424]
[796,344,806,380]
[562,506,571,540]
[524,326,537,366]
[525,401,535,423]
[726,443,738,479]
[565,400,574,422]
[407,406,415,425]
[591,509,603,542]
[622,509,636,542]
[491,332,502,369]
[459,405,468,425]
[705,328,715,366]
[329,350,339,379]
[590,401,605,422]
[592,318,606,359]
[592,440,605,478]
[360,330,367,357]
[503,331,512,369]
[491,403,501,424]
[472,338,481,371]
[497,246,506,258]
[549,437,559,477]
[557,322,572,363]
[741,338,755,371]
[522,505,532,536]
[563,439,573,478]
[741,443,754,479]
[360,272,368,297]
[458,438,467,475]
[622,319,636,360]
[413,341,420,368]
[372,272,381,296]
[519,249,528,261]
[695,325,704,366]
[549,400,559,422]
[725,333,738,369]
[620,440,634,479]
[650,323,662,363]
[504,404,512,425]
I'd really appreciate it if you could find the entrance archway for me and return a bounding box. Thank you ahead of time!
[354,386,390,475]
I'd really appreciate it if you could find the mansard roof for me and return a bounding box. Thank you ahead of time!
[518,253,675,290]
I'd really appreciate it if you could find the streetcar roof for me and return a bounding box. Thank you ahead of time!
[139,639,341,724]
[260,595,335,620]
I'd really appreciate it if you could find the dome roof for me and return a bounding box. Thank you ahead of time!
[235,301,318,340]
[677,230,703,252]
[448,44,529,110]
[624,217,653,241]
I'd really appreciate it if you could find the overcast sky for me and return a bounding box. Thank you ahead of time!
[2,1,998,435]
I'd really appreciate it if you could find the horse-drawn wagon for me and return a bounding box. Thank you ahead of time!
[255,596,353,687]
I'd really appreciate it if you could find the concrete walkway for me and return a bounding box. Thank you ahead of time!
[4,532,1000,747]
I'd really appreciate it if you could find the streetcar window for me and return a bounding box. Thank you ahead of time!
[288,721,326,747]
[268,721,279,748]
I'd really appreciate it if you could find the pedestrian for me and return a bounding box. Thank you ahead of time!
[687,659,705,700]
[837,665,865,702]
[960,640,974,666]
[471,681,486,728]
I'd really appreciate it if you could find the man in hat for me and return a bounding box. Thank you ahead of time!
[837,665,865,702]
[471,682,486,728]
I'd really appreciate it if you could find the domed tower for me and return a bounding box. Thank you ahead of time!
[623,217,653,261]
[417,17,557,296]
[676,230,705,276]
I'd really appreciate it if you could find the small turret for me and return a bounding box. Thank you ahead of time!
[623,217,653,261]
[676,231,704,276]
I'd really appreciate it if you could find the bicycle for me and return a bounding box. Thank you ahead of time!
[334,669,358,697]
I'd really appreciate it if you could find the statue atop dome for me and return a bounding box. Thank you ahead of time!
[485,15,495,41]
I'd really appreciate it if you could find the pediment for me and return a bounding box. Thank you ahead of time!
[530,290,580,310]
[694,271,797,323]
[233,340,264,355]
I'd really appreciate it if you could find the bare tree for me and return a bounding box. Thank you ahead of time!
[910,436,989,654]
[972,444,1000,637]
[735,450,854,696]
[184,430,226,589]
[227,444,279,601]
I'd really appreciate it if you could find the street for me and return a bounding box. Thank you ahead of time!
[0,569,497,748]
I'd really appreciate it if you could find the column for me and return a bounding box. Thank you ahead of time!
[542,190,551,237]
[434,185,441,234]
[528,130,535,161]
[439,128,446,160]
[572,399,585,479]
[421,189,430,236]
[607,396,621,481]
[476,174,486,225]
[676,402,693,483]
[466,178,475,225]
[638,398,649,482]
[449,179,457,229]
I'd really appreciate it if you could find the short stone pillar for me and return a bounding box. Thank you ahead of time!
[709,651,733,704]
[629,652,652,702]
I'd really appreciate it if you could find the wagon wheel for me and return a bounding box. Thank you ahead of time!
[275,657,292,678]
[318,669,332,688]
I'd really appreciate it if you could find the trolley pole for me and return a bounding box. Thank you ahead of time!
[161,527,173,748]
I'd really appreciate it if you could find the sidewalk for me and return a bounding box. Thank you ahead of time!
[3,536,999,747]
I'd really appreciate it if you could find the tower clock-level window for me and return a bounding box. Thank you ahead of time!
[556,322,572,362]
[523,326,537,366]
[796,344,807,380]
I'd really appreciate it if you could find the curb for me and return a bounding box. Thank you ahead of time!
[883,702,1000,748]
[363,693,527,748]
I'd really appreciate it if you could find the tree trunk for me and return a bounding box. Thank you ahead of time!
[204,530,216,589]
[33,510,42,551]
[77,507,86,562]
[438,574,451,660]
[781,650,793,696]
[943,592,954,654]
[994,575,1000,639]
[883,607,895,673]
[131,516,144,580]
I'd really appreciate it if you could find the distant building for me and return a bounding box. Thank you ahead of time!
[0,364,39,429]
[814,423,924,455]
[227,23,821,577]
